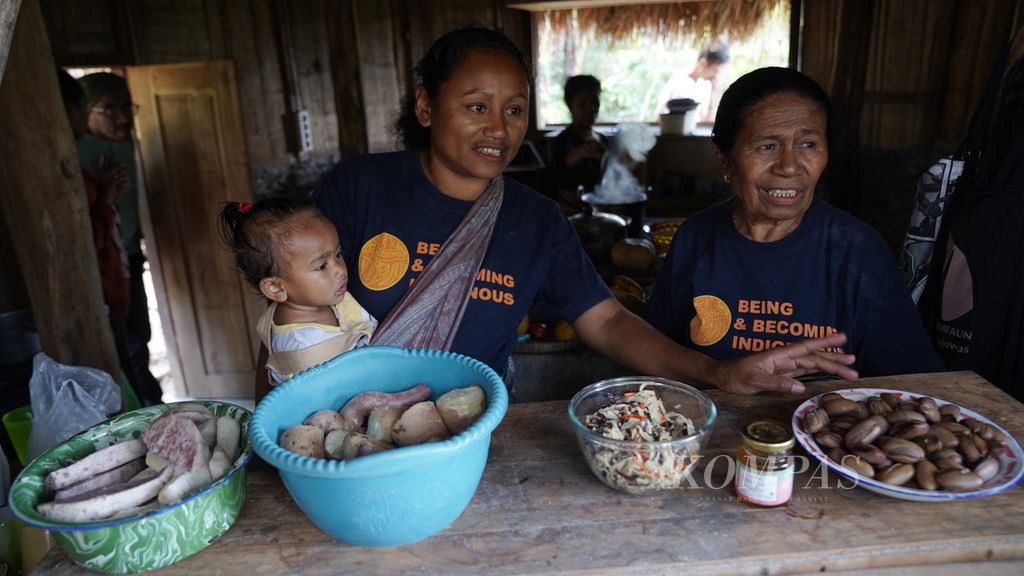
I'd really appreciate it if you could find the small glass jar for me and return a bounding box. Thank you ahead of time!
[735,420,795,507]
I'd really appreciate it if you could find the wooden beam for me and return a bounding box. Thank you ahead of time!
[0,0,122,381]
[0,0,21,83]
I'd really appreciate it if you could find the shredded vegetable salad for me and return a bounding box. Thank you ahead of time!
[583,384,699,493]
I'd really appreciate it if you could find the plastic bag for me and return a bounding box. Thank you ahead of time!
[25,352,121,462]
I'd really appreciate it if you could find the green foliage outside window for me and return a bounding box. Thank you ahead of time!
[535,4,791,127]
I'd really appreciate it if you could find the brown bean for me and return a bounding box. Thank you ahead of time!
[915,460,938,490]
[898,401,920,412]
[827,447,848,464]
[984,424,1009,445]
[854,402,870,420]
[917,398,941,423]
[935,421,970,436]
[939,404,961,420]
[823,398,861,418]
[881,438,925,463]
[845,416,885,447]
[886,410,927,425]
[892,420,930,440]
[852,445,889,466]
[973,434,989,457]
[867,397,891,415]
[936,469,984,492]
[841,455,875,478]
[803,408,830,434]
[877,463,915,486]
[919,434,945,455]
[820,392,845,404]
[933,451,964,471]
[961,417,985,435]
[814,431,843,450]
[831,416,859,434]
[880,393,902,410]
[972,457,1000,481]
[958,434,981,463]
[930,426,959,448]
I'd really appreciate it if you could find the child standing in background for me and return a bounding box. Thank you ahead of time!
[218,197,377,384]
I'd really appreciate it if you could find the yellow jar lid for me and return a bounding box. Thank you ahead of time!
[741,420,795,453]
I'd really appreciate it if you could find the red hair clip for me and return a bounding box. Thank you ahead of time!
[238,201,254,214]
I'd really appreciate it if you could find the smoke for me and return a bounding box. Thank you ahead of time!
[592,123,656,204]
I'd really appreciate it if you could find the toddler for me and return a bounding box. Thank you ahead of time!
[219,196,376,384]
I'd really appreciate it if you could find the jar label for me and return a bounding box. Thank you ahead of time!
[736,461,793,505]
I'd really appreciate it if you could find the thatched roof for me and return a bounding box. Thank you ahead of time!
[543,0,789,45]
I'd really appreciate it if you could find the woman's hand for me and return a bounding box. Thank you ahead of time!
[574,299,857,396]
[709,333,858,395]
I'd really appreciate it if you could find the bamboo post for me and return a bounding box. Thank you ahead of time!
[0,0,123,382]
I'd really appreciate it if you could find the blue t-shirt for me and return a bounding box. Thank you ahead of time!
[644,199,944,377]
[313,150,611,372]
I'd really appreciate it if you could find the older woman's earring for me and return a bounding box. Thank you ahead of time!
[724,174,732,183]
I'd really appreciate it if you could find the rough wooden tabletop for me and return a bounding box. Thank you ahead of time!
[31,371,1024,575]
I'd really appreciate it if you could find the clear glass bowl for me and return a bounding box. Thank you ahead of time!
[568,377,717,494]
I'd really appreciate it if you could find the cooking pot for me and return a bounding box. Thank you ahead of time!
[569,206,627,267]
[580,191,648,238]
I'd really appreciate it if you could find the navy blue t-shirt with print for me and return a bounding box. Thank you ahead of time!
[313,149,611,373]
[644,199,944,377]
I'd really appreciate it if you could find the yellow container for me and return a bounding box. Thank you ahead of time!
[2,406,32,466]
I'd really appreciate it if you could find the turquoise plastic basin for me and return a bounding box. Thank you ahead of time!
[250,347,508,547]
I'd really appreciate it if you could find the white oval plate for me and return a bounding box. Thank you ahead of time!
[791,388,1024,502]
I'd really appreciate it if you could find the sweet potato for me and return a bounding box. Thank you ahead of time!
[38,466,172,523]
[323,429,349,460]
[366,406,405,443]
[158,464,212,505]
[53,458,145,502]
[146,452,171,472]
[392,401,449,447]
[142,413,210,472]
[280,425,325,458]
[340,432,393,460]
[338,383,432,431]
[436,385,486,435]
[303,410,346,434]
[45,439,148,491]
[215,416,241,461]
[208,446,232,480]
[198,417,218,448]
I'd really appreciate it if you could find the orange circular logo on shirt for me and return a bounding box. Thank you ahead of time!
[359,233,409,291]
[690,295,731,346]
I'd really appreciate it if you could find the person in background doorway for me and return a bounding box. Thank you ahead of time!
[549,74,608,197]
[57,69,140,401]
[77,72,163,406]
[656,42,730,124]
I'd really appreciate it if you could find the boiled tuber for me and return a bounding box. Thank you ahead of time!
[392,401,449,446]
[436,385,486,435]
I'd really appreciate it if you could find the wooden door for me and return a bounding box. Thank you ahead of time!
[127,61,263,399]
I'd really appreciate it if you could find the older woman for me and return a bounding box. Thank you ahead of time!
[645,67,943,377]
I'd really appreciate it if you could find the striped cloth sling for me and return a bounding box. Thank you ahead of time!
[370,177,504,350]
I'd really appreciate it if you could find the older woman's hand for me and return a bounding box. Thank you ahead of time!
[710,333,858,395]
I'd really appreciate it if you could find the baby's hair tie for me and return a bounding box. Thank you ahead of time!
[238,201,254,213]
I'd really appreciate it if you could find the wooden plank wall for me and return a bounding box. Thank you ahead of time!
[804,0,1020,155]
[801,0,1021,248]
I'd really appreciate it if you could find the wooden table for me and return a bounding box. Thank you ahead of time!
[32,372,1024,575]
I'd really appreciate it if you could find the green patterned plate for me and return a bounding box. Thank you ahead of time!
[9,401,253,574]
